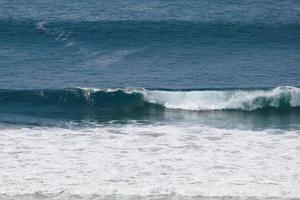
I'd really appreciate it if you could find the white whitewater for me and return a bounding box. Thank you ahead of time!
[141,86,300,111]
[78,86,300,111]
[0,123,299,198]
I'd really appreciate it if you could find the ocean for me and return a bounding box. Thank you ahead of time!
[0,0,300,199]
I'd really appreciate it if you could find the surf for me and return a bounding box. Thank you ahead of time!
[141,86,300,111]
[1,86,300,111]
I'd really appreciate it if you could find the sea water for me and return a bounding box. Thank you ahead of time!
[0,0,300,199]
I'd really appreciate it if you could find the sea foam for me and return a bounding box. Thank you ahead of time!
[0,123,299,198]
[140,86,300,111]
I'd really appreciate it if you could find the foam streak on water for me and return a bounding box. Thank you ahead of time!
[0,123,299,199]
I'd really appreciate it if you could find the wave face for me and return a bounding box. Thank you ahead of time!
[1,86,300,128]
[143,86,300,111]
[1,86,300,111]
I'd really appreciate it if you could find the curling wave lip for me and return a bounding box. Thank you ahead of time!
[1,86,300,111]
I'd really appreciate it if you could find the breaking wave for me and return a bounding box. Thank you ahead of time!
[1,86,300,112]
[141,86,300,111]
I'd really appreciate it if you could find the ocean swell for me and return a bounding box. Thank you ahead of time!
[0,86,300,112]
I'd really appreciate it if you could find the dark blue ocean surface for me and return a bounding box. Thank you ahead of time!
[1,0,300,89]
[1,0,300,128]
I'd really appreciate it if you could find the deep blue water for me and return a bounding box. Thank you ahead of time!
[1,1,300,199]
[1,0,300,89]
[1,0,300,128]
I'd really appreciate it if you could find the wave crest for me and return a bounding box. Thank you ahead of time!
[0,86,300,112]
[140,86,300,111]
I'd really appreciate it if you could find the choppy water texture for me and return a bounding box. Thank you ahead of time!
[0,0,300,199]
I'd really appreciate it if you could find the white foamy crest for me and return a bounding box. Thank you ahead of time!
[141,86,300,111]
